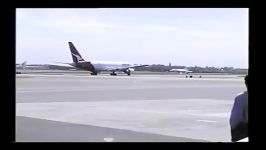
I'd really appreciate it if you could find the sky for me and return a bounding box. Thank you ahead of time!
[16,8,248,68]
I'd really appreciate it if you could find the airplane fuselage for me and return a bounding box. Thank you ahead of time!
[67,42,148,76]
[70,61,134,74]
[169,69,192,74]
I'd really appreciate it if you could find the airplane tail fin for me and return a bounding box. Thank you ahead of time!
[21,61,27,69]
[22,61,27,66]
[68,42,85,63]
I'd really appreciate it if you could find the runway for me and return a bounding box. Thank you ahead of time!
[16,73,246,142]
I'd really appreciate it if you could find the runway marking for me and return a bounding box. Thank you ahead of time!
[16,74,243,81]
[137,110,170,114]
[16,84,243,94]
[238,137,249,142]
[196,120,217,123]
[192,113,231,118]
[103,137,114,142]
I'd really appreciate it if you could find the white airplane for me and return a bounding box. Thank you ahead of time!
[16,61,27,69]
[169,68,192,74]
[16,61,51,70]
[61,42,149,76]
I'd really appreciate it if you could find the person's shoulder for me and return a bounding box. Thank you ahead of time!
[235,92,245,100]
[236,92,244,97]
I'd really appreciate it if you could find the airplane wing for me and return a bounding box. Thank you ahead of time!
[53,62,75,67]
[41,62,76,69]
[128,64,149,68]
[104,65,149,71]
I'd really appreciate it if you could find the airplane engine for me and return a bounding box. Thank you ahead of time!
[129,68,135,72]
[124,68,134,75]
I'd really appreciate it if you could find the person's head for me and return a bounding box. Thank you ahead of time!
[245,75,248,88]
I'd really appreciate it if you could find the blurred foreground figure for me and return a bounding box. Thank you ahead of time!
[230,75,248,142]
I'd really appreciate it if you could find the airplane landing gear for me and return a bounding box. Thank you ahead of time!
[123,69,131,76]
[110,72,117,76]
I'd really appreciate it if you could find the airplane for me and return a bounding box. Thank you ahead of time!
[16,61,51,70]
[169,68,192,74]
[16,61,27,69]
[61,42,149,76]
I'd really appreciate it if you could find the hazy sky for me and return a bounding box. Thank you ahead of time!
[16,8,248,68]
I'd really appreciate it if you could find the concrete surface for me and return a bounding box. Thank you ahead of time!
[16,74,246,142]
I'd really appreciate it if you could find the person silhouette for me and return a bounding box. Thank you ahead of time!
[230,75,248,142]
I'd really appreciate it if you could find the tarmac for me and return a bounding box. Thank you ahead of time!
[16,73,246,142]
